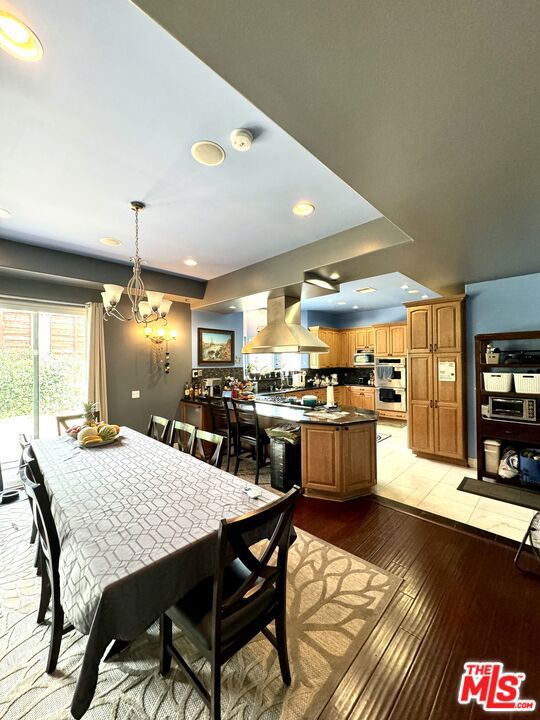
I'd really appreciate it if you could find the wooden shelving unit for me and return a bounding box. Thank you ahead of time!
[475,331,540,487]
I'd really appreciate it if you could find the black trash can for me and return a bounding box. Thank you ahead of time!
[269,438,301,492]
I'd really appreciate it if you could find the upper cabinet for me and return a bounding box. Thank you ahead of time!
[374,323,406,356]
[407,296,464,354]
[408,306,432,353]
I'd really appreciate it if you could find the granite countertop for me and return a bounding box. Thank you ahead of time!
[256,384,374,395]
[254,401,377,425]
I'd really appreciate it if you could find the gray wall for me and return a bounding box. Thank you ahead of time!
[0,273,193,433]
[105,299,192,431]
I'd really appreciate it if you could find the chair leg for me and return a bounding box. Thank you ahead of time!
[225,436,232,473]
[46,595,64,673]
[275,611,291,685]
[159,614,172,676]
[514,530,530,571]
[37,571,51,624]
[35,540,42,575]
[30,520,37,545]
[210,658,221,720]
[234,445,241,475]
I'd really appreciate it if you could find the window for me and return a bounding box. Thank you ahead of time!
[0,302,87,468]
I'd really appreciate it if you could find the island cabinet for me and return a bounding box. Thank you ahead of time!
[301,421,376,500]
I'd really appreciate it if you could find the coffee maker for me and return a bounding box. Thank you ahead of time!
[204,378,221,397]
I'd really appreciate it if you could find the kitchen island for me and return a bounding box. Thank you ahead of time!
[180,396,378,501]
[255,398,377,500]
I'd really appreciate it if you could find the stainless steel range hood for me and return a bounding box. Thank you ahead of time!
[242,296,329,354]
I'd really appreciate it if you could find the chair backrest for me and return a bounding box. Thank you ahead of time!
[207,397,232,435]
[192,429,224,468]
[22,444,44,484]
[18,433,30,450]
[56,412,100,435]
[212,486,301,645]
[232,399,259,437]
[168,420,196,454]
[20,463,60,586]
[147,415,172,442]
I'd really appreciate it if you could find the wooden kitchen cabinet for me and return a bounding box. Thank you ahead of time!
[349,386,375,410]
[374,323,406,356]
[366,327,375,349]
[374,326,389,356]
[302,421,376,500]
[355,328,367,350]
[405,296,467,464]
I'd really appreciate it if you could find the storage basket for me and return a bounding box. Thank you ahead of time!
[483,372,513,393]
[513,373,540,394]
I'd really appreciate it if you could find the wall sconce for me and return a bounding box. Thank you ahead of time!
[144,326,177,373]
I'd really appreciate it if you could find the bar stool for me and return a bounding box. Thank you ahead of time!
[514,511,540,574]
[207,397,236,472]
[232,399,269,484]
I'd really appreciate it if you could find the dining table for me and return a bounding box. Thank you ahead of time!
[31,426,280,719]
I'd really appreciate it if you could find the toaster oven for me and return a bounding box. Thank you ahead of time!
[488,396,538,422]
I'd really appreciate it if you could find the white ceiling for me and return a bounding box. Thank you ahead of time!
[302,272,440,313]
[0,0,381,280]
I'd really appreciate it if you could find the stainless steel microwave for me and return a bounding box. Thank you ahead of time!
[354,352,374,366]
[488,396,538,422]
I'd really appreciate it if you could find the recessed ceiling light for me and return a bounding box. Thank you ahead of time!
[191,141,225,166]
[99,237,121,247]
[184,257,198,267]
[0,12,43,62]
[352,305,359,309]
[408,289,420,294]
[292,201,315,217]
[421,294,429,299]
[306,276,335,290]
[355,287,376,294]
[229,305,237,310]
[337,301,347,306]
[400,284,409,290]
[329,272,340,280]
[0,208,12,219]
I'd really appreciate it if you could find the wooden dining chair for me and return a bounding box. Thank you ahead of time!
[56,412,100,435]
[207,397,237,472]
[20,463,74,673]
[192,429,224,469]
[159,486,300,720]
[22,444,44,549]
[232,399,269,484]
[147,415,172,443]
[168,420,196,454]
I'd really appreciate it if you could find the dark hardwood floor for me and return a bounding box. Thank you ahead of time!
[293,495,539,720]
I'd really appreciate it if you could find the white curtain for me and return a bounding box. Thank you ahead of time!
[86,302,108,422]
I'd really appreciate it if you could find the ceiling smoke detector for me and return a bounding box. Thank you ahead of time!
[230,129,254,152]
[191,141,225,166]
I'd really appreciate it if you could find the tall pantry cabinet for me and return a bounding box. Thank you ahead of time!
[405,295,467,465]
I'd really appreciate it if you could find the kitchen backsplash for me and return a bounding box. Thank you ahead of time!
[192,367,244,383]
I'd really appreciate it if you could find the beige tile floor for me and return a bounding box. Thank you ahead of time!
[375,422,536,542]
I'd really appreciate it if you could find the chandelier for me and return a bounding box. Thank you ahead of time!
[101,201,172,324]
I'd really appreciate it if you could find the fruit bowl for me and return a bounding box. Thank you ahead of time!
[78,433,121,448]
[76,423,121,448]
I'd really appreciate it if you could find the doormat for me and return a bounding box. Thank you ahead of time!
[458,476,540,511]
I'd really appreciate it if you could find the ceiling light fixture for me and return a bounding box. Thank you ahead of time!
[100,237,121,247]
[0,208,12,219]
[355,287,376,294]
[400,284,409,290]
[184,257,198,267]
[292,201,315,217]
[229,305,237,310]
[191,140,225,166]
[421,294,429,299]
[0,11,43,62]
[408,289,420,294]
[329,272,340,280]
[101,201,172,326]
[305,275,336,291]
[337,301,347,306]
[352,305,359,309]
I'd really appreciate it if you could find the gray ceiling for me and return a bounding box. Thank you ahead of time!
[0,0,381,280]
[134,0,540,297]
